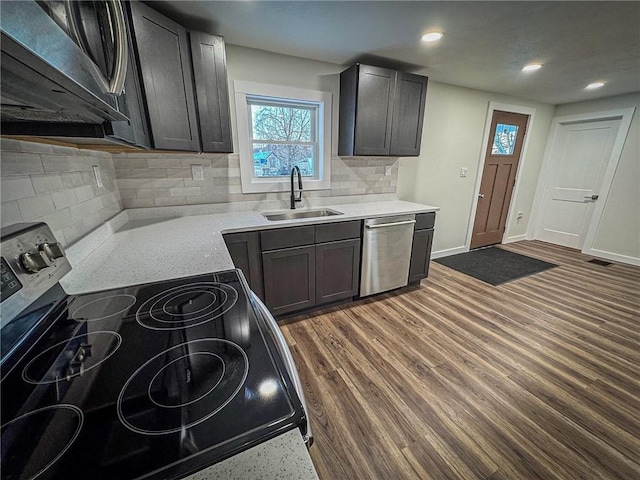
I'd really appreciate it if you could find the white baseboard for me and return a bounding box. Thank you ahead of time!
[431,246,468,259]
[581,247,640,266]
[503,234,527,244]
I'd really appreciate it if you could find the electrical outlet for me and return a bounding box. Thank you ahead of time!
[191,164,204,181]
[92,165,104,188]
[460,167,468,178]
[385,165,393,176]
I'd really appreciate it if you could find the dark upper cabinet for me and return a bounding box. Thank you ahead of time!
[339,64,428,157]
[390,72,428,156]
[190,32,233,153]
[129,2,233,153]
[129,1,200,151]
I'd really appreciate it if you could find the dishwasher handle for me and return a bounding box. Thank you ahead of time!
[251,292,313,447]
[365,219,416,229]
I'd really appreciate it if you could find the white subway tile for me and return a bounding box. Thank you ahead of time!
[1,201,23,226]
[52,189,79,210]
[1,152,44,175]
[74,185,94,202]
[148,158,183,169]
[169,187,201,196]
[1,176,35,201]
[31,174,65,194]
[17,194,56,220]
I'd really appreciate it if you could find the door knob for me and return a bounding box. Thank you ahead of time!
[478,193,485,198]
[584,194,599,201]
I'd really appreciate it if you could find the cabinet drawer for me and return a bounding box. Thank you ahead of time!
[260,226,315,251]
[415,212,436,230]
[315,220,361,243]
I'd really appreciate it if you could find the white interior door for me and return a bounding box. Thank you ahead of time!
[535,118,621,249]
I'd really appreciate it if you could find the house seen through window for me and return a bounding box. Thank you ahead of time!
[249,99,318,178]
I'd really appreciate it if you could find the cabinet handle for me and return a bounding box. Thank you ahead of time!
[365,220,416,229]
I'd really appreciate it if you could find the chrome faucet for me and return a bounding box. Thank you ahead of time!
[290,166,303,209]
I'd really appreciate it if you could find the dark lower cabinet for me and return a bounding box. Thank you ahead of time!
[223,232,264,300]
[263,246,316,316]
[255,220,362,316]
[408,228,434,283]
[408,212,436,283]
[316,239,361,305]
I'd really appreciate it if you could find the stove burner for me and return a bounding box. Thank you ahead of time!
[148,352,225,408]
[135,283,238,330]
[22,331,122,384]
[117,339,248,435]
[0,404,83,480]
[71,294,137,322]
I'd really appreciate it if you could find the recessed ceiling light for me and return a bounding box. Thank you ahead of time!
[421,32,444,43]
[522,64,542,72]
[585,82,605,90]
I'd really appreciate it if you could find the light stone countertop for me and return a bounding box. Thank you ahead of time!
[181,429,319,480]
[60,199,438,295]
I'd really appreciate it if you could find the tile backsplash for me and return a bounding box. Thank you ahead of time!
[1,139,399,243]
[1,139,122,245]
[114,152,399,209]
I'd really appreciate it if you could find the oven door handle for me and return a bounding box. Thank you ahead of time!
[251,293,313,447]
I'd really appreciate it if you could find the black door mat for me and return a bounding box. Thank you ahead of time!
[588,258,613,266]
[434,247,558,286]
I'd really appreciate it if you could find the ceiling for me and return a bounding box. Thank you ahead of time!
[149,1,640,105]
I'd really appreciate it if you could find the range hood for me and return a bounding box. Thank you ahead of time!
[0,1,127,124]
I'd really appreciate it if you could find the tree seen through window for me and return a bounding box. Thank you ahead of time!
[250,102,317,177]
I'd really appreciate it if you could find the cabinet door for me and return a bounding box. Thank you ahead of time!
[390,72,428,156]
[316,239,360,305]
[190,32,233,153]
[263,246,316,316]
[223,232,264,300]
[354,65,395,156]
[408,229,434,283]
[129,1,200,151]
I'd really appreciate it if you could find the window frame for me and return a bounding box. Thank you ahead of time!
[234,81,332,193]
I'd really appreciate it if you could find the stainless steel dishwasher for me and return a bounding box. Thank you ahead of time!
[360,214,416,297]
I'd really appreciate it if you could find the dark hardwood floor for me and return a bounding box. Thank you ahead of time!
[281,240,640,480]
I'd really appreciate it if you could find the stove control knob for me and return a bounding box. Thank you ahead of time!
[20,250,51,273]
[39,242,65,260]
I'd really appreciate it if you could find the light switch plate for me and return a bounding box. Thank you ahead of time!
[191,164,204,181]
[385,165,393,176]
[460,167,468,178]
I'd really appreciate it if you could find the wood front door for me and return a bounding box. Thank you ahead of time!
[471,110,529,249]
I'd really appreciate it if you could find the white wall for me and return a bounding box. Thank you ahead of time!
[397,81,555,255]
[552,92,640,262]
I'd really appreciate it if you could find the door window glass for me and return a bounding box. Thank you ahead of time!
[492,124,519,155]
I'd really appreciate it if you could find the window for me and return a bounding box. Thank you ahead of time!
[234,81,332,193]
[492,123,519,155]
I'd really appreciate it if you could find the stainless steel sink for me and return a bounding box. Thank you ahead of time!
[262,208,343,221]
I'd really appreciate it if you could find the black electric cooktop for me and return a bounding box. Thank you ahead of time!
[0,269,305,480]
